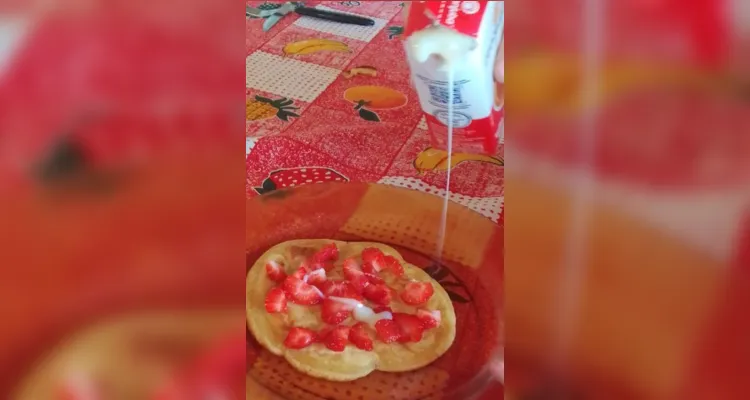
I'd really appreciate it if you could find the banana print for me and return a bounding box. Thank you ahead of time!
[283,39,350,55]
[414,148,504,173]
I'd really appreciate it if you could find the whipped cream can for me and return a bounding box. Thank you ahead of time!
[403,1,504,155]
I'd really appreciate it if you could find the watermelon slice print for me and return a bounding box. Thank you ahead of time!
[254,167,348,194]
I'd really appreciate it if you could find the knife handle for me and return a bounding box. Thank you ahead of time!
[294,6,375,26]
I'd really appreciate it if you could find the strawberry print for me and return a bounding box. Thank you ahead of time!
[253,167,348,195]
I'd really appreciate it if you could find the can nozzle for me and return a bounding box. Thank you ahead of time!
[406,24,477,71]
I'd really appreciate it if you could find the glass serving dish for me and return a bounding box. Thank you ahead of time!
[246,182,504,400]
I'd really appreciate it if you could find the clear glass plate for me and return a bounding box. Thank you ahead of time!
[246,182,503,400]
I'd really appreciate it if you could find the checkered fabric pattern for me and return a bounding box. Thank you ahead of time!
[246,1,504,223]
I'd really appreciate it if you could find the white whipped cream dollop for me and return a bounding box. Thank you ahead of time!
[406,24,477,70]
[328,296,393,327]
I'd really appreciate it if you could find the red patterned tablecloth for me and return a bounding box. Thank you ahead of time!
[246,1,504,224]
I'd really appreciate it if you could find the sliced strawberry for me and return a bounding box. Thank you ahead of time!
[374,319,401,344]
[365,273,384,285]
[343,258,377,294]
[363,284,392,306]
[283,327,316,349]
[305,269,327,287]
[393,313,425,343]
[349,275,371,295]
[321,298,355,325]
[361,248,386,274]
[373,305,393,314]
[316,326,333,343]
[321,280,361,299]
[342,257,364,280]
[304,257,333,271]
[349,323,374,351]
[265,260,287,283]
[383,255,405,277]
[323,325,350,352]
[417,309,441,329]
[400,281,434,306]
[264,287,287,313]
[290,266,307,280]
[312,243,339,263]
[283,276,323,305]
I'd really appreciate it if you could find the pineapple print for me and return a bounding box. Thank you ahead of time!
[246,96,300,122]
[387,26,404,40]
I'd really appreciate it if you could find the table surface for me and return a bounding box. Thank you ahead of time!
[246,1,504,225]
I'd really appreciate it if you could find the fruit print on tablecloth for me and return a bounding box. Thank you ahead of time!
[247,96,299,122]
[346,36,411,84]
[279,105,414,176]
[386,25,404,40]
[246,89,310,138]
[342,85,407,122]
[260,25,368,70]
[253,166,348,194]
[341,65,378,79]
[378,176,504,223]
[315,74,422,127]
[246,51,340,103]
[414,148,504,174]
[384,126,505,198]
[246,135,383,196]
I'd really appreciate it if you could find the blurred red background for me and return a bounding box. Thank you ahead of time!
[505,0,750,399]
[0,2,246,398]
